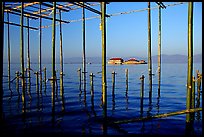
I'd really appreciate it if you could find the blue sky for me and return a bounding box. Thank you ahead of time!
[3,2,202,63]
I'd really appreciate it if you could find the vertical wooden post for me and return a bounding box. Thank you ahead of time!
[20,2,26,112]
[125,69,128,93]
[196,70,201,104]
[27,17,31,86]
[34,72,39,94]
[140,75,145,115]
[51,2,56,114]
[0,2,4,121]
[90,73,94,106]
[7,12,11,90]
[186,2,193,123]
[101,2,107,118]
[112,71,116,95]
[148,2,152,99]
[191,76,195,109]
[39,2,42,91]
[16,71,19,94]
[78,68,81,92]
[82,2,86,94]
[90,73,94,98]
[158,5,161,96]
[59,9,64,96]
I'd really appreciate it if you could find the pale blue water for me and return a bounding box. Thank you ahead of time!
[1,63,202,135]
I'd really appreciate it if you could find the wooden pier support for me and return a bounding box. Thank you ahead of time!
[196,70,201,107]
[0,2,4,122]
[34,71,39,93]
[59,9,64,95]
[90,73,94,98]
[43,67,46,87]
[157,5,161,96]
[186,2,193,123]
[39,2,42,91]
[78,68,82,92]
[82,2,86,94]
[148,2,152,97]
[101,2,107,118]
[16,71,19,94]
[20,2,26,112]
[140,75,145,115]
[27,17,31,86]
[125,69,128,93]
[112,71,116,94]
[7,12,11,90]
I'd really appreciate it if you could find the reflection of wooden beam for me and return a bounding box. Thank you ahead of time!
[113,108,202,124]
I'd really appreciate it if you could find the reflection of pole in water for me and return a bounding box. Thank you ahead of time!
[90,73,96,116]
[140,75,144,116]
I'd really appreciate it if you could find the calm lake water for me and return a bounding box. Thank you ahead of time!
[1,63,202,136]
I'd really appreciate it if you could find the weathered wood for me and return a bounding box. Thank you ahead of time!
[148,2,152,97]
[186,2,193,123]
[113,108,202,124]
[101,2,107,118]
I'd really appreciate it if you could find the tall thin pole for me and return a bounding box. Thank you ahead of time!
[0,2,5,122]
[186,2,193,123]
[39,2,42,91]
[148,2,152,98]
[82,2,86,98]
[158,5,161,96]
[20,2,26,112]
[59,9,63,95]
[27,17,31,86]
[51,2,56,115]
[7,12,11,90]
[52,2,56,81]
[101,2,107,118]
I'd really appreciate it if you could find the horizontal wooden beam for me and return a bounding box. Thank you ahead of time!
[4,21,38,30]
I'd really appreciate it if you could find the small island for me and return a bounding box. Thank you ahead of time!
[108,57,147,65]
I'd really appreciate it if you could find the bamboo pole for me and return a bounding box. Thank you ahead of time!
[16,71,19,95]
[82,2,86,92]
[158,5,161,96]
[0,2,4,122]
[101,2,107,118]
[59,9,64,96]
[90,73,94,98]
[140,75,145,115]
[20,2,26,112]
[34,71,39,94]
[125,69,128,93]
[148,2,152,98]
[27,17,31,87]
[78,68,82,92]
[196,70,201,106]
[113,108,202,124]
[39,2,42,91]
[51,2,56,114]
[186,2,193,123]
[112,71,116,95]
[191,76,195,109]
[7,12,11,90]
